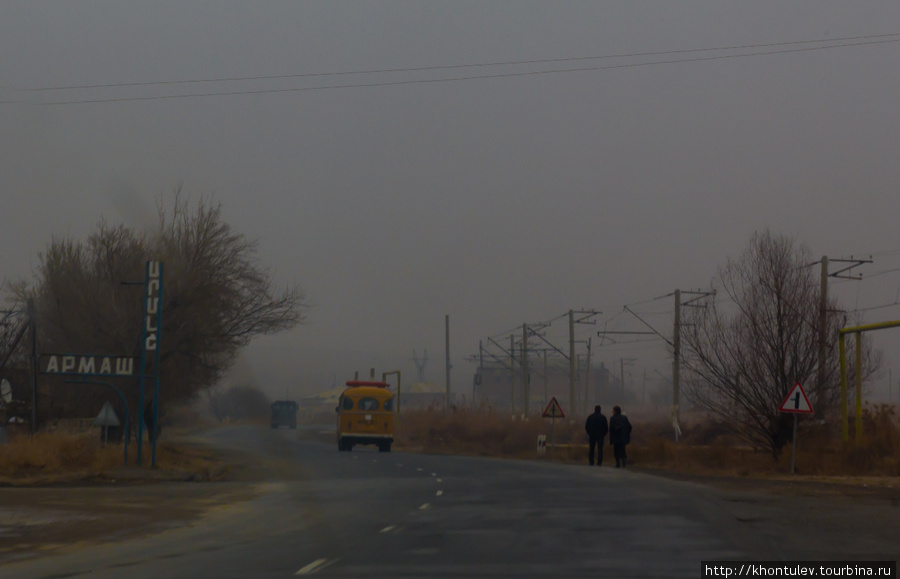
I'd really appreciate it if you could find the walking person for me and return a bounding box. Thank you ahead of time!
[584,405,608,466]
[609,405,632,468]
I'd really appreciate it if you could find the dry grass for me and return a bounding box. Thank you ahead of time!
[632,403,900,477]
[0,431,124,475]
[0,430,221,478]
[395,403,900,478]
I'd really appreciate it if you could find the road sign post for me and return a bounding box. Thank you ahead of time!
[542,397,565,455]
[779,382,814,474]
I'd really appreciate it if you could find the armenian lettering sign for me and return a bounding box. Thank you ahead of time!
[145,260,161,352]
[40,354,136,377]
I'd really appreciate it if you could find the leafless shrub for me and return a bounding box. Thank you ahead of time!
[681,231,880,457]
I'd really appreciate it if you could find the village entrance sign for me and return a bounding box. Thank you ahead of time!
[38,261,163,467]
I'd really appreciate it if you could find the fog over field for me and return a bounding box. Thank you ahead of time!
[2,2,900,403]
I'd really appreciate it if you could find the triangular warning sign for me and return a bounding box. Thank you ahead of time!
[779,382,814,414]
[92,401,121,426]
[542,397,565,418]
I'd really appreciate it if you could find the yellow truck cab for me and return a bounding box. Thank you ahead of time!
[336,381,395,452]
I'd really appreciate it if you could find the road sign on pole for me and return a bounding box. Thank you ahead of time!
[779,382,814,414]
[542,397,565,456]
[779,382,813,475]
[542,397,565,419]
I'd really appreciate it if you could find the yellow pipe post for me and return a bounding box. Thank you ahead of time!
[837,320,900,443]
[839,333,848,443]
[855,332,863,445]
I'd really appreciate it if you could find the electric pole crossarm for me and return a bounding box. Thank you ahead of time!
[573,310,602,324]
[597,331,657,335]
[680,291,716,307]
[480,351,514,370]
[527,328,570,360]
[623,305,674,347]
[829,258,873,276]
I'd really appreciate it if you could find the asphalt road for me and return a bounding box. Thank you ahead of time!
[1,425,896,578]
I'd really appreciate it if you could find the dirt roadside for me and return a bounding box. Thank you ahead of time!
[1,426,898,563]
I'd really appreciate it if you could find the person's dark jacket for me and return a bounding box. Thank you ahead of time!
[609,414,632,445]
[584,411,609,439]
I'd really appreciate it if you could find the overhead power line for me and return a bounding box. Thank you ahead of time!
[21,32,900,93]
[4,34,896,106]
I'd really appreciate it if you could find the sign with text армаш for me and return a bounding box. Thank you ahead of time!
[779,382,814,475]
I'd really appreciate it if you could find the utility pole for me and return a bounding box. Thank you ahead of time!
[617,291,710,439]
[412,348,428,383]
[509,334,516,414]
[28,299,38,434]
[582,338,592,410]
[673,289,681,431]
[810,255,871,417]
[543,350,548,408]
[522,323,529,415]
[619,357,635,402]
[445,314,451,408]
[477,340,483,404]
[568,310,576,419]
[816,256,828,417]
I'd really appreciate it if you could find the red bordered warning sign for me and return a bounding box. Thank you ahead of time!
[542,397,565,418]
[779,382,814,414]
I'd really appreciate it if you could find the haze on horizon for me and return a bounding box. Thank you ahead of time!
[2,2,900,404]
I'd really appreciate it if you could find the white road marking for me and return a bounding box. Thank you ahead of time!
[416,467,423,471]
[431,472,437,476]
[295,558,338,575]
[436,478,442,482]
[436,490,443,496]
[380,525,396,533]
[419,503,431,510]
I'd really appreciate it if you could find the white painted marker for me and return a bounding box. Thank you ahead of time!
[295,558,337,575]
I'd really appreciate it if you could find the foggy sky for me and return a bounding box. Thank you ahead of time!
[2,2,900,403]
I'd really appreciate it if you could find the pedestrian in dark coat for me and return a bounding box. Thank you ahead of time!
[609,405,632,468]
[584,405,608,466]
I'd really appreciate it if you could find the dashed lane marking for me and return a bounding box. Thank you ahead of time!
[419,503,431,510]
[436,490,443,497]
[295,558,338,575]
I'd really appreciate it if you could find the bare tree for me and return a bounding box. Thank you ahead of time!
[681,231,879,456]
[9,189,309,424]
